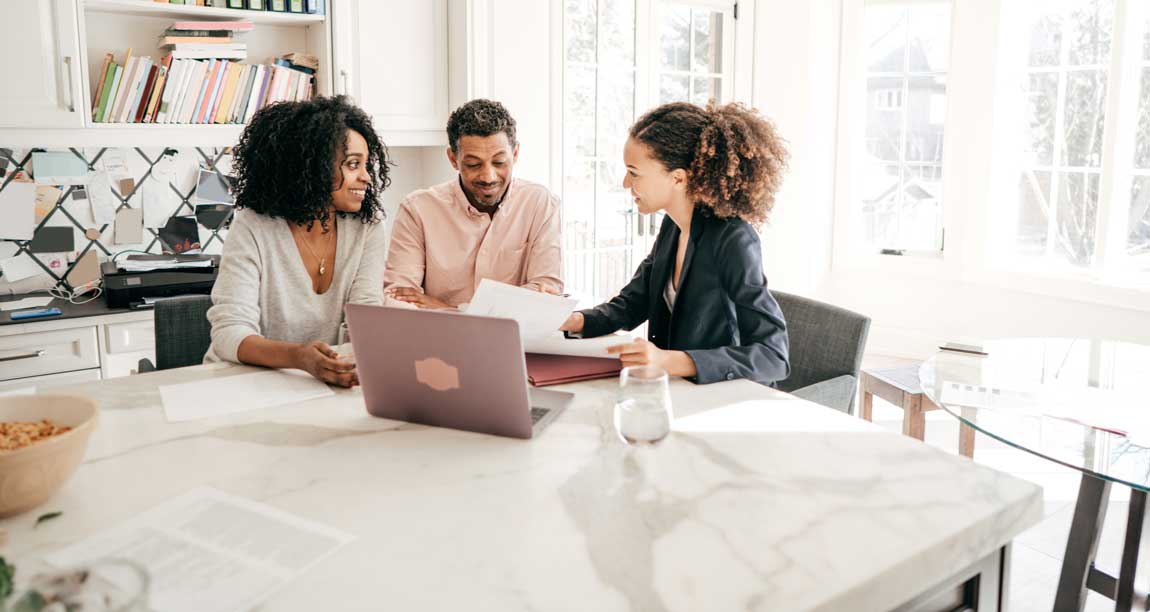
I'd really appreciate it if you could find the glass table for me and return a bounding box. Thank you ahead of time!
[921,338,1150,612]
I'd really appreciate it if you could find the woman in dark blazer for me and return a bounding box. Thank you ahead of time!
[560,101,790,386]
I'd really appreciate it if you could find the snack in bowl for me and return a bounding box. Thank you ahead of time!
[0,395,98,518]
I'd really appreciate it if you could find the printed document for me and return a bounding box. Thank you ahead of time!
[465,279,577,340]
[44,487,353,612]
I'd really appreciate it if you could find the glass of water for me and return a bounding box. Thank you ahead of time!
[614,365,673,445]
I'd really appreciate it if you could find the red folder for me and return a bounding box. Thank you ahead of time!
[525,353,621,387]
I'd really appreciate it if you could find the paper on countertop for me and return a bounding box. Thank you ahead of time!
[465,279,577,340]
[0,256,45,284]
[160,369,334,422]
[31,151,91,185]
[0,296,54,311]
[523,332,634,358]
[0,181,35,240]
[43,486,353,612]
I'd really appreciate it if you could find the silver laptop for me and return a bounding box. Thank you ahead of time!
[345,304,573,439]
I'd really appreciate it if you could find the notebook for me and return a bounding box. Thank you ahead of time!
[525,353,621,387]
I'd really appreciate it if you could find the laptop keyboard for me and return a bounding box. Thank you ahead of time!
[531,407,550,424]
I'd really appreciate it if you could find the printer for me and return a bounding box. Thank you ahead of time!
[101,254,220,308]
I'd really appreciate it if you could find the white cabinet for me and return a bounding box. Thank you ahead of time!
[333,0,449,146]
[0,310,154,386]
[0,0,85,128]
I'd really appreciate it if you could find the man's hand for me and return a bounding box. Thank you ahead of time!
[560,312,584,333]
[387,287,454,310]
[295,341,358,387]
[606,339,696,377]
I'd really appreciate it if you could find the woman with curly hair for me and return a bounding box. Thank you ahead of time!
[560,101,790,386]
[205,96,391,387]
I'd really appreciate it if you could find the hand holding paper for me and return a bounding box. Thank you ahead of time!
[465,279,577,340]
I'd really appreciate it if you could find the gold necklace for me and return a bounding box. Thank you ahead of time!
[296,224,335,276]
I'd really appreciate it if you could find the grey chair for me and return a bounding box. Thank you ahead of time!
[773,291,871,414]
[137,294,213,372]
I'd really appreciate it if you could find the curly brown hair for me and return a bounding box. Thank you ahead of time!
[629,101,788,225]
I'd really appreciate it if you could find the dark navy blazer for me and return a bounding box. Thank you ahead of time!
[578,207,790,386]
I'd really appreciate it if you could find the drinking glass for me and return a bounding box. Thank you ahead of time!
[614,365,673,445]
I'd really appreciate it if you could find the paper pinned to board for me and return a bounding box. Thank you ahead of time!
[465,279,577,340]
[0,256,44,283]
[142,174,180,229]
[31,151,91,185]
[0,181,35,240]
[159,369,334,422]
[43,487,353,612]
[88,171,118,226]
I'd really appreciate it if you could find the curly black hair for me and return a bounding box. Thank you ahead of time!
[446,98,518,152]
[231,96,391,229]
[630,101,788,226]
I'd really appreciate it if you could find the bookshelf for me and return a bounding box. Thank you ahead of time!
[84,0,325,24]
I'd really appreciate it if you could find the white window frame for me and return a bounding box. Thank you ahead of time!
[832,0,1150,312]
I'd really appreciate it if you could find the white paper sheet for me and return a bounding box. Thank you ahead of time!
[142,175,179,229]
[44,487,353,612]
[523,332,635,358]
[160,369,334,422]
[31,151,91,185]
[0,256,44,283]
[0,295,53,312]
[88,171,118,226]
[99,148,131,179]
[0,386,36,396]
[0,181,35,240]
[465,279,577,340]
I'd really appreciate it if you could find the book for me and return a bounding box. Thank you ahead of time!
[90,53,114,120]
[288,0,303,12]
[95,64,121,123]
[159,36,235,45]
[167,47,247,60]
[161,29,232,37]
[172,20,254,31]
[268,0,286,11]
[200,60,230,123]
[524,354,622,386]
[144,60,170,122]
[247,0,265,8]
[245,64,270,123]
[230,65,254,122]
[213,62,242,123]
[155,58,184,123]
[121,58,153,123]
[189,59,218,124]
[171,59,200,123]
[134,64,159,123]
[281,52,318,70]
[108,54,138,124]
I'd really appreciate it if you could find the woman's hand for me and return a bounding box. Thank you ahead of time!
[560,312,584,333]
[607,339,697,378]
[386,287,453,310]
[295,341,358,387]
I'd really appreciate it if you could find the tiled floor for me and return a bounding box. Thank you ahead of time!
[860,355,1122,612]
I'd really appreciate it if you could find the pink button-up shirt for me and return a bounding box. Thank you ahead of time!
[383,177,563,307]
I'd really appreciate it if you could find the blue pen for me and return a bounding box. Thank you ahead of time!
[11,307,62,320]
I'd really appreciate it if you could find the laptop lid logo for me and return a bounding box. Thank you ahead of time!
[414,357,460,392]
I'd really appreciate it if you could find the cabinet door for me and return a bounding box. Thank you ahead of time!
[0,0,84,128]
[333,0,449,138]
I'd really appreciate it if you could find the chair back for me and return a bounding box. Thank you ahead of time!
[153,294,213,370]
[773,291,870,409]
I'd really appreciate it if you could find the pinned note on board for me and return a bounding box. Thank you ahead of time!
[0,181,35,240]
[31,151,91,185]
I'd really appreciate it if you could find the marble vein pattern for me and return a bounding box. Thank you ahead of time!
[1,362,1042,611]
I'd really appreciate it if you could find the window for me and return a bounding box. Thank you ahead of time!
[856,1,952,254]
[1128,13,1150,276]
[561,0,740,302]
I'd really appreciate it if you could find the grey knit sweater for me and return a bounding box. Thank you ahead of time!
[205,208,386,363]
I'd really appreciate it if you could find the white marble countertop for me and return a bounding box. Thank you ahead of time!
[3,363,1042,611]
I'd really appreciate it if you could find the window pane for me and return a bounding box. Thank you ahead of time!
[905,76,946,163]
[860,164,902,247]
[691,10,723,74]
[659,5,691,70]
[565,65,596,157]
[1024,73,1058,166]
[597,249,634,304]
[1055,171,1099,266]
[691,76,720,107]
[566,0,596,64]
[1065,0,1113,66]
[1128,176,1150,260]
[1029,12,1062,67]
[1061,70,1107,168]
[907,4,951,73]
[564,161,596,252]
[900,164,944,250]
[1136,67,1150,170]
[599,0,635,67]
[1017,171,1052,256]
[866,6,907,73]
[866,77,904,162]
[596,162,631,248]
[597,68,636,160]
[659,74,689,104]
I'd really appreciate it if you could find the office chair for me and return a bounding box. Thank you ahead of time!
[137,294,213,372]
[773,291,871,414]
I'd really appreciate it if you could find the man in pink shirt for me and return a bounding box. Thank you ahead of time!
[384,99,563,309]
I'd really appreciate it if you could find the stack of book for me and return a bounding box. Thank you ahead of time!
[161,20,252,60]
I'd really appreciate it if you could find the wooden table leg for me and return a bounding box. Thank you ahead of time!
[1055,473,1112,612]
[1116,490,1150,611]
[901,394,925,440]
[958,423,976,459]
[860,389,873,422]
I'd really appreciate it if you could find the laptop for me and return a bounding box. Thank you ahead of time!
[345,304,574,439]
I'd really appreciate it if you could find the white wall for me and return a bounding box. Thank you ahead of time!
[751,0,842,296]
